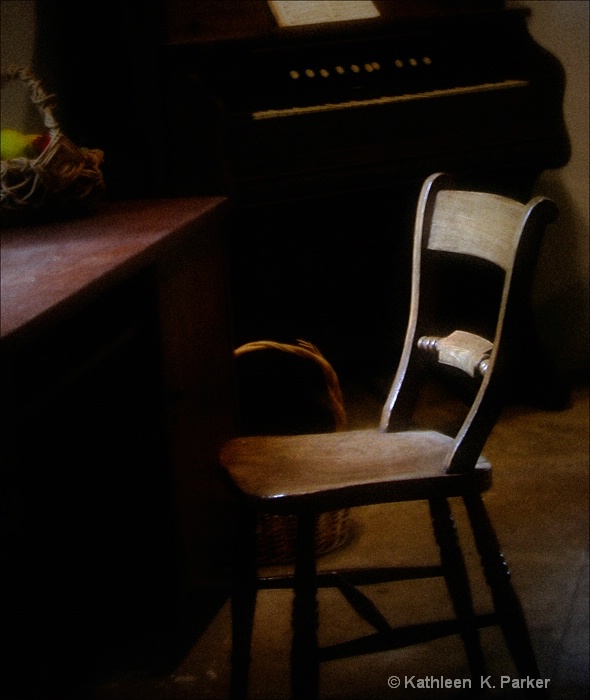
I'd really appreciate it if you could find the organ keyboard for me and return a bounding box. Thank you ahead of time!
[251,80,529,120]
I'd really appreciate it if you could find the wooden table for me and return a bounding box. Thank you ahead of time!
[1,198,235,694]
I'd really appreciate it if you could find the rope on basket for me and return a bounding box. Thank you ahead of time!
[1,66,104,220]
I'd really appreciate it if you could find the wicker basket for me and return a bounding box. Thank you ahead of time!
[234,339,352,565]
[1,67,104,223]
[255,508,352,567]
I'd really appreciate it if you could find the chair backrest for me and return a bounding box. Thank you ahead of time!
[380,173,557,473]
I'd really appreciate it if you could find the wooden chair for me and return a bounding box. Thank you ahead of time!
[219,172,557,699]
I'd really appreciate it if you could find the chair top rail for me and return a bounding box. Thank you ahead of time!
[428,190,527,271]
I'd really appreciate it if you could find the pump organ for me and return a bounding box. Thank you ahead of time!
[166,0,569,204]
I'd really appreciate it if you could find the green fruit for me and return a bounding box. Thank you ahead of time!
[1,129,40,160]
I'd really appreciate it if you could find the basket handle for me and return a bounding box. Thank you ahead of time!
[234,339,347,431]
[1,66,61,138]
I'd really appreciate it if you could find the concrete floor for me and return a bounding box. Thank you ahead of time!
[92,384,589,700]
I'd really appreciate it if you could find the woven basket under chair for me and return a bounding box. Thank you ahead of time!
[234,339,352,566]
[1,67,104,223]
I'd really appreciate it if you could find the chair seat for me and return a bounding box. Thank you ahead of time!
[220,429,492,512]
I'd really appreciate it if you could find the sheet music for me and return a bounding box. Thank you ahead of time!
[269,1,380,27]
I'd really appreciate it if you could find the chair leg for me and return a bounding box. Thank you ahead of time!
[230,506,259,700]
[291,511,319,700]
[429,497,487,681]
[463,492,544,685]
